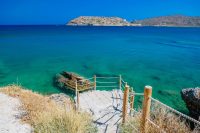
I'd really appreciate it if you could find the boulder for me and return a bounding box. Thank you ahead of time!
[181,88,200,121]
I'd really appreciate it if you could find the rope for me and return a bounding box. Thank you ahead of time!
[147,118,166,133]
[133,93,144,96]
[96,86,119,88]
[129,93,144,96]
[96,81,117,84]
[121,84,125,89]
[90,81,94,84]
[129,108,141,114]
[121,79,126,84]
[150,97,200,125]
[85,77,94,80]
[126,119,140,133]
[96,77,119,79]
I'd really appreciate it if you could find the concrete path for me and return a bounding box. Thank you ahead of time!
[78,90,124,133]
[0,93,32,133]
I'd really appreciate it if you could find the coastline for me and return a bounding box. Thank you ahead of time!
[67,15,200,27]
[66,24,200,28]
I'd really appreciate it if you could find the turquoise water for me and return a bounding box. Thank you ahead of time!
[0,26,200,111]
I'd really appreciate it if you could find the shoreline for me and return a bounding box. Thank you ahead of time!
[66,24,200,28]
[1,25,200,28]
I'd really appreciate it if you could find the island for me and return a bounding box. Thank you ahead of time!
[67,16,139,26]
[67,15,200,27]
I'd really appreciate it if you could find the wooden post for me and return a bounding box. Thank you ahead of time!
[119,75,121,90]
[130,92,135,115]
[77,91,79,110]
[75,80,78,110]
[122,85,129,124]
[141,86,152,133]
[94,75,96,90]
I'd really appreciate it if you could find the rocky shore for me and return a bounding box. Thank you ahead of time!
[181,87,200,121]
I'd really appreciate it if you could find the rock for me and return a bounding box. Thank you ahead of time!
[151,75,161,81]
[181,88,200,120]
[48,93,73,110]
[158,90,177,96]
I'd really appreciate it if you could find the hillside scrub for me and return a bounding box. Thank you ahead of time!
[0,85,96,133]
[120,103,199,133]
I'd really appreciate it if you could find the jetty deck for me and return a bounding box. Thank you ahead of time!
[79,90,124,133]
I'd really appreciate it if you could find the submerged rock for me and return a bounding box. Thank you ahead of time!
[181,88,200,120]
[158,90,177,96]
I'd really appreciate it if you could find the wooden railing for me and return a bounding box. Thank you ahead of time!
[74,75,200,132]
[121,84,200,133]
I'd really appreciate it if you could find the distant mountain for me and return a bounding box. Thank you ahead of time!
[131,15,200,27]
[67,15,200,27]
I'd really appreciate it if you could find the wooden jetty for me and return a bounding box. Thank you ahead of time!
[55,72,94,92]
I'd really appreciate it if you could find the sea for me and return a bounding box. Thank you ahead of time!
[0,25,200,112]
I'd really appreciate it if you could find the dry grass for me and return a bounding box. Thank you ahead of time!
[120,111,142,133]
[33,108,96,133]
[0,85,96,133]
[120,103,199,133]
[0,85,56,123]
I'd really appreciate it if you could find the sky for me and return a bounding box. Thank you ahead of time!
[0,0,200,25]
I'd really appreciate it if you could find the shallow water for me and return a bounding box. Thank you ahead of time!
[0,26,200,111]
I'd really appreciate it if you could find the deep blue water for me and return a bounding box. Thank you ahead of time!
[0,25,200,111]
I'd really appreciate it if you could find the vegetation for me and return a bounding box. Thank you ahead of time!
[120,103,199,133]
[1,85,199,133]
[0,85,96,133]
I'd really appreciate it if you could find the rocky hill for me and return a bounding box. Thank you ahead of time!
[67,16,132,26]
[132,15,200,27]
[67,15,200,27]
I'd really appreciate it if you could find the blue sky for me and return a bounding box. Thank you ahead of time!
[0,0,199,25]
